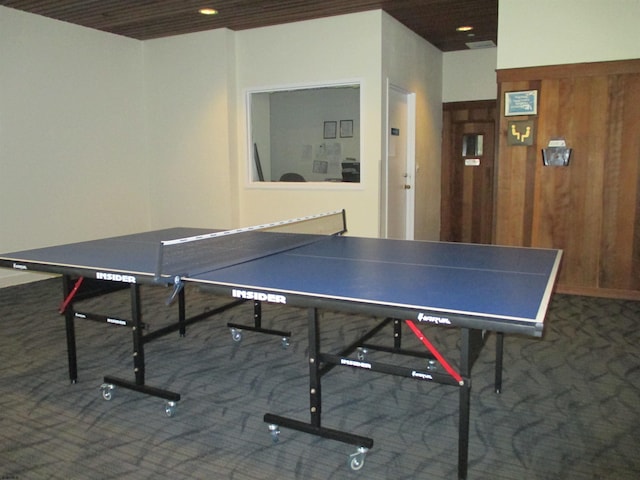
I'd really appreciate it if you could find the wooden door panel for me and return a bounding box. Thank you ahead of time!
[442,101,497,244]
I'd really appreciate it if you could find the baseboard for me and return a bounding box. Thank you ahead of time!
[0,271,57,289]
[556,285,640,301]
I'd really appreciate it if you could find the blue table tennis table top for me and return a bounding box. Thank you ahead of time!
[0,227,562,336]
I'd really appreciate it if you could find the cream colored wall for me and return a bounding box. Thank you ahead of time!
[498,0,640,69]
[142,29,237,231]
[1,8,444,287]
[0,6,489,288]
[443,48,497,102]
[382,14,443,241]
[0,6,147,287]
[234,12,383,237]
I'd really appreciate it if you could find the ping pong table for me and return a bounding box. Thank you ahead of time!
[0,210,562,479]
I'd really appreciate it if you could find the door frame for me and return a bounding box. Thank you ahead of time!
[381,80,416,239]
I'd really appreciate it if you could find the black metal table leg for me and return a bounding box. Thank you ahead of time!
[227,300,292,341]
[308,307,322,429]
[263,307,374,450]
[458,377,471,480]
[130,284,145,386]
[458,328,481,480]
[495,332,504,393]
[62,275,78,383]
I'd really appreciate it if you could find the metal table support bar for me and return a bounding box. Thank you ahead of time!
[61,275,243,402]
[263,308,478,478]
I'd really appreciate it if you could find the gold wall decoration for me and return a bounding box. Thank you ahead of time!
[507,120,535,146]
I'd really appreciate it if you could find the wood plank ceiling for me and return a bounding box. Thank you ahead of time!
[0,0,497,52]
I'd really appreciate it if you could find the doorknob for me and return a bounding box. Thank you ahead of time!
[404,184,411,189]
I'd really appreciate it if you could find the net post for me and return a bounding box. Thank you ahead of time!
[154,242,165,282]
[340,209,347,235]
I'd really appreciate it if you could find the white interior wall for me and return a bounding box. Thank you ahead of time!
[143,29,236,231]
[0,6,147,286]
[443,48,497,102]
[235,12,383,236]
[0,8,442,286]
[498,0,640,69]
[381,13,443,241]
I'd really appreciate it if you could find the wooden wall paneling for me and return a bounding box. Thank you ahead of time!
[562,76,605,288]
[600,73,640,291]
[600,74,626,290]
[497,60,640,299]
[522,118,538,247]
[474,122,495,243]
[495,81,533,246]
[576,76,609,288]
[534,75,607,289]
[483,147,496,243]
[450,120,464,240]
[532,79,563,249]
[497,60,640,83]
[440,109,454,240]
[461,138,473,240]
[627,75,640,291]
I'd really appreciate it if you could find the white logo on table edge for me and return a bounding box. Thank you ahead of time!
[411,370,433,381]
[107,318,127,325]
[13,263,28,270]
[417,312,451,325]
[96,272,136,283]
[231,289,286,304]
[341,358,372,369]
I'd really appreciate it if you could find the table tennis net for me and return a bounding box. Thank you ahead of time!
[155,209,346,280]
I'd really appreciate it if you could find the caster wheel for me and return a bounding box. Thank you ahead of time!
[100,383,115,401]
[348,447,368,471]
[281,337,290,349]
[268,424,280,443]
[164,401,177,417]
[231,328,243,343]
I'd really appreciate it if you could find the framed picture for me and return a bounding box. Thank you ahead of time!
[323,121,337,139]
[340,120,353,138]
[504,90,538,116]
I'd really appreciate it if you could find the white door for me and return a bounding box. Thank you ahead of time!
[385,84,416,239]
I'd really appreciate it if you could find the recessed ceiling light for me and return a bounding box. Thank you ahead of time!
[199,8,218,15]
[456,26,474,32]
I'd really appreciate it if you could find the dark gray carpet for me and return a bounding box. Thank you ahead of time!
[0,279,638,479]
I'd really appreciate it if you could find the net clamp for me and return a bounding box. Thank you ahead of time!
[166,276,184,305]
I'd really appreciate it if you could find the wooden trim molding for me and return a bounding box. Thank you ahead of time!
[443,99,497,111]
[556,285,640,302]
[497,58,640,82]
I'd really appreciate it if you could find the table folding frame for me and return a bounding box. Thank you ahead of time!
[264,307,504,480]
[60,275,243,414]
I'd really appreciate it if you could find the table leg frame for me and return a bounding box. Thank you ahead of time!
[227,300,292,340]
[263,308,481,479]
[61,275,242,402]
